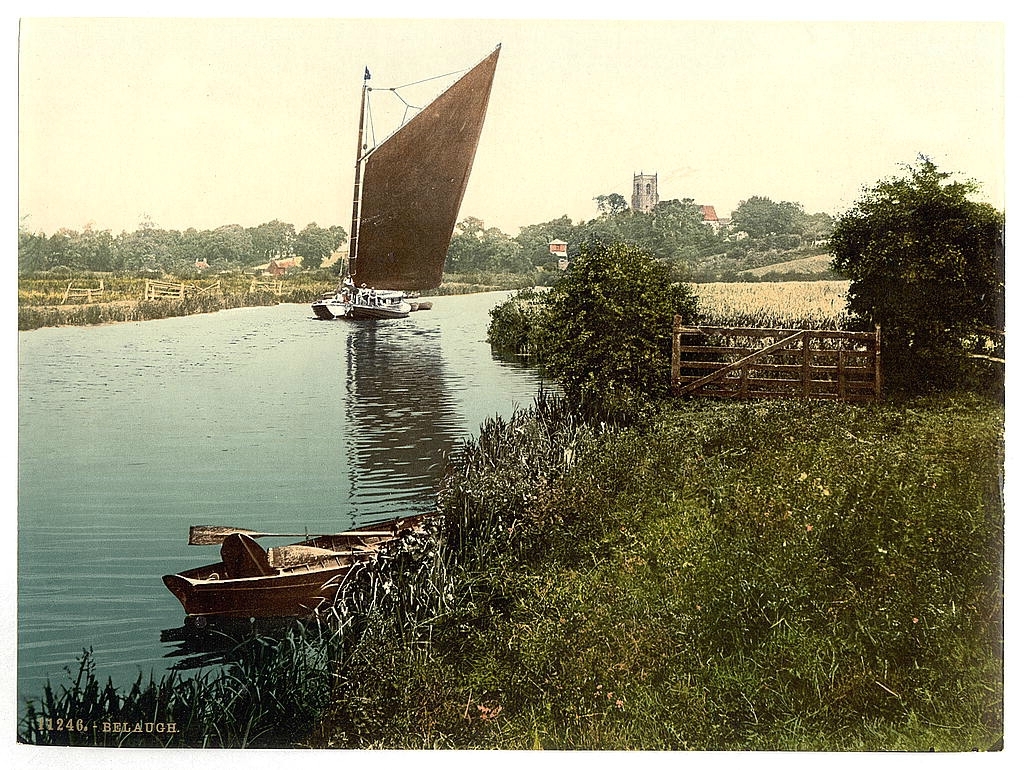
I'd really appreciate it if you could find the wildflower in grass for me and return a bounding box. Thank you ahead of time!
[477,703,502,721]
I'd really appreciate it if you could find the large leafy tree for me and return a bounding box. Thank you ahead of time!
[593,192,629,216]
[445,217,528,273]
[18,227,48,273]
[731,196,804,238]
[294,222,345,269]
[830,156,1004,392]
[535,240,698,416]
[199,224,253,267]
[249,219,297,262]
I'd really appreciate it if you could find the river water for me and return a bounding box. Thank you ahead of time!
[17,291,543,707]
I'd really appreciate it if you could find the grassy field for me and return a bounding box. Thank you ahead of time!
[738,253,838,280]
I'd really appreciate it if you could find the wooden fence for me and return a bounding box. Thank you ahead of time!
[143,279,221,300]
[671,317,881,402]
[61,280,105,304]
[249,279,283,295]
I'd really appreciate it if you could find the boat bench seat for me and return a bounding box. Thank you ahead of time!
[220,533,275,578]
[268,545,343,568]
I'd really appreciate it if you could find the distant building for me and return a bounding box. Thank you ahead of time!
[265,257,302,276]
[699,205,723,232]
[194,258,209,271]
[549,239,569,270]
[631,172,659,213]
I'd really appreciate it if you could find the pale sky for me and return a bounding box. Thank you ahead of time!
[17,15,1005,237]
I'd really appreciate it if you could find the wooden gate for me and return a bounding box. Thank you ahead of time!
[144,279,186,300]
[671,316,881,402]
[143,279,221,300]
[61,280,105,304]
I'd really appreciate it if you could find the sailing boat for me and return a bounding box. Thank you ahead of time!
[313,45,501,320]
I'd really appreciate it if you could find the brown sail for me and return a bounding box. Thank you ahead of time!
[351,46,500,291]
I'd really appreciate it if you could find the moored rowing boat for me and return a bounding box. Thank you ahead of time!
[162,514,433,624]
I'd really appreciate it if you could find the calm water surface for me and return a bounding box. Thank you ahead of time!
[17,292,543,705]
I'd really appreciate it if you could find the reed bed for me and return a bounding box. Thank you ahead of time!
[433,271,539,296]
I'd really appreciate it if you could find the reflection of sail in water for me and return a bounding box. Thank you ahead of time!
[343,322,465,522]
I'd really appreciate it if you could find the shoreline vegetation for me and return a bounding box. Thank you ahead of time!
[17,270,848,332]
[19,392,1003,749]
[17,270,539,331]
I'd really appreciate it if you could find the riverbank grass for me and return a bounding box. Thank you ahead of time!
[310,393,1002,750]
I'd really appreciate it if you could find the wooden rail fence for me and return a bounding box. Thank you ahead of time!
[61,280,105,304]
[143,279,221,300]
[671,317,881,402]
[249,279,283,295]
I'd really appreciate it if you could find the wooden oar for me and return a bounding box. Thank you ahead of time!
[188,525,404,546]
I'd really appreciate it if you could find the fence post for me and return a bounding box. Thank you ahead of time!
[838,349,847,400]
[874,324,882,401]
[801,331,811,398]
[671,315,682,394]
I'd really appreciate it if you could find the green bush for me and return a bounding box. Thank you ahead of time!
[486,287,547,354]
[830,157,1004,394]
[487,243,701,421]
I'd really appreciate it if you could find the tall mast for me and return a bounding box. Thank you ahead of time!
[348,69,370,280]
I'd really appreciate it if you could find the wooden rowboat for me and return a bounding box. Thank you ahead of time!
[162,514,431,624]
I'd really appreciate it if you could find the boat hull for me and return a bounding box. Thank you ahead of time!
[162,558,364,619]
[163,514,436,620]
[311,297,350,319]
[348,303,411,320]
[311,292,412,320]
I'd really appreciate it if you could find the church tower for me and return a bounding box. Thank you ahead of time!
[631,172,659,213]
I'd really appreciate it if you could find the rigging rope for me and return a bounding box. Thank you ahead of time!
[390,67,466,91]
[363,67,468,150]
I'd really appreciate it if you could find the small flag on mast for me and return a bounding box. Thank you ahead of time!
[364,67,371,80]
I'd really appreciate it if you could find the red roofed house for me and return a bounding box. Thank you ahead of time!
[265,257,302,276]
[699,205,723,232]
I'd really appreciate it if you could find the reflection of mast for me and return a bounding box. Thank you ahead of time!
[340,323,464,523]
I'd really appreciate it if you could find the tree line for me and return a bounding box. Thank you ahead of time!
[19,194,833,279]
[444,195,835,277]
[18,217,347,275]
